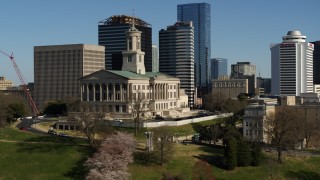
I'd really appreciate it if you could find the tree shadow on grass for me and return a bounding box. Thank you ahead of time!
[133,151,160,166]
[64,146,95,180]
[285,170,320,180]
[193,144,226,170]
[191,123,203,133]
[193,154,225,169]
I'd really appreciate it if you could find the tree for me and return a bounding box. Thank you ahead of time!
[193,160,216,180]
[69,103,112,147]
[237,139,251,166]
[224,136,237,170]
[251,142,262,166]
[85,132,135,180]
[153,126,174,165]
[130,91,149,136]
[210,124,223,145]
[265,106,301,163]
[6,103,27,123]
[0,92,29,127]
[225,98,247,116]
[203,92,227,112]
[43,100,67,116]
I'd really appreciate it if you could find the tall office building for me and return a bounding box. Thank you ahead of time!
[34,44,105,110]
[152,44,159,72]
[177,3,211,96]
[211,58,228,80]
[312,41,320,84]
[98,15,152,71]
[271,31,314,96]
[231,62,256,95]
[159,21,195,108]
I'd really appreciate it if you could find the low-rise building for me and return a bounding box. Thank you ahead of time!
[243,97,277,143]
[212,77,248,99]
[0,76,13,90]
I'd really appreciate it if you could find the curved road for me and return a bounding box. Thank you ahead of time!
[16,118,56,135]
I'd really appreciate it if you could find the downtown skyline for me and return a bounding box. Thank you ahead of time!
[1,0,320,85]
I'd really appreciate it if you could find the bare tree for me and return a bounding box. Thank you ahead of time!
[130,91,149,136]
[193,160,216,180]
[265,106,301,163]
[85,132,135,180]
[153,126,174,165]
[299,107,318,148]
[69,103,111,147]
[203,92,227,112]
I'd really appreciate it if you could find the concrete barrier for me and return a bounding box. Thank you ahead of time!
[111,113,233,128]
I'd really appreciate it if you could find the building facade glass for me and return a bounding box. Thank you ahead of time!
[211,58,228,80]
[177,3,211,96]
[98,15,152,71]
[159,21,195,108]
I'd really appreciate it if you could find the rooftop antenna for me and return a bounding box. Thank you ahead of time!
[132,9,135,26]
[259,68,261,78]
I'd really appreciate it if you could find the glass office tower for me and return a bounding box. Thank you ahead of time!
[177,3,211,96]
[211,58,228,80]
[98,15,152,71]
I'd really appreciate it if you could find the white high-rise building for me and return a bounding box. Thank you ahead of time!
[152,44,159,72]
[270,31,314,96]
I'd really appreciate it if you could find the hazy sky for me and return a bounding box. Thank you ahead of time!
[0,0,320,85]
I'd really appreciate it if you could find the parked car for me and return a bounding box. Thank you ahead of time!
[113,119,123,122]
[155,115,165,121]
[58,133,69,137]
[47,130,57,135]
[19,127,27,131]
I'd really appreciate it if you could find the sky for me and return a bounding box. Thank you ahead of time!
[0,0,320,86]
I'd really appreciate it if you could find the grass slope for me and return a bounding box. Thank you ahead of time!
[0,126,91,180]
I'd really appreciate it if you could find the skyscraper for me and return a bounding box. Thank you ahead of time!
[271,31,314,96]
[159,21,195,108]
[312,41,320,84]
[177,3,211,96]
[231,62,256,95]
[98,15,152,71]
[152,44,159,72]
[211,58,228,80]
[34,44,105,110]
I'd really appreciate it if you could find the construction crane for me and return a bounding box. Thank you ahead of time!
[0,50,39,117]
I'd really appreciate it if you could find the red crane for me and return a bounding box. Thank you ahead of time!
[0,50,39,117]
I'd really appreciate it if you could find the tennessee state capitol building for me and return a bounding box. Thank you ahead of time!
[80,25,190,119]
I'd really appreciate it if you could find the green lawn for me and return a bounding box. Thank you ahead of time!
[1,119,320,180]
[0,126,91,180]
[130,143,320,180]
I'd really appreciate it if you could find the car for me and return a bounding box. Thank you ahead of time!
[155,115,165,120]
[19,127,27,131]
[113,119,123,122]
[48,130,57,135]
[58,133,69,137]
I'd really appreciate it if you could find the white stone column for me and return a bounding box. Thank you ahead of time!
[80,84,83,101]
[113,83,116,101]
[86,84,89,101]
[99,83,102,101]
[127,83,132,101]
[120,83,123,101]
